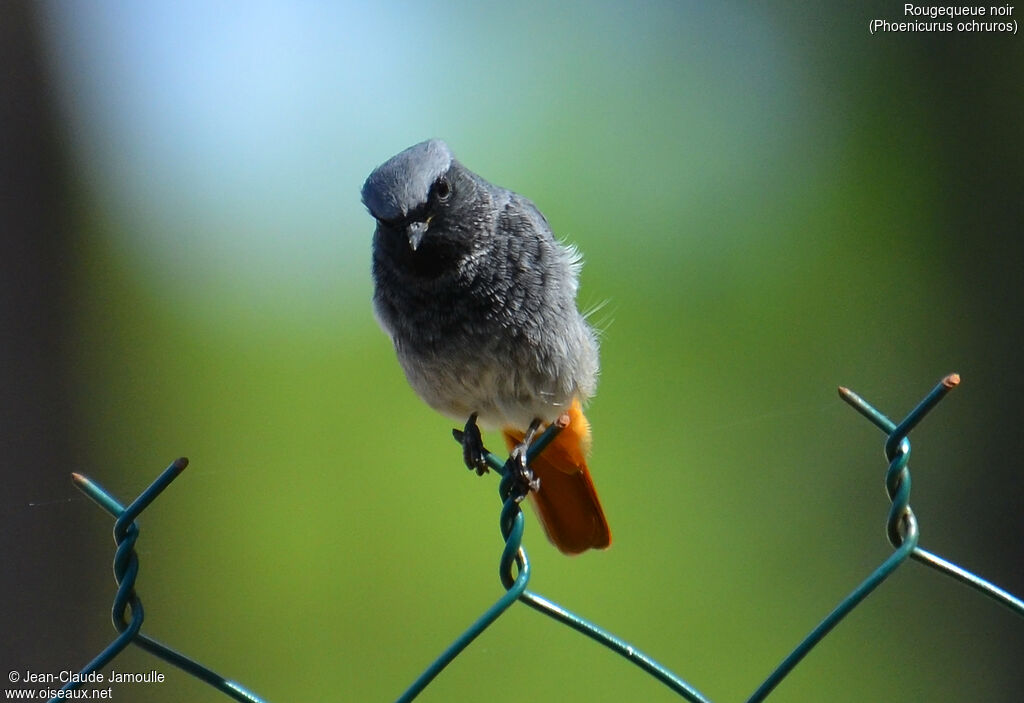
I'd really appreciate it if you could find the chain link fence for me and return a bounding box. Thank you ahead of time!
[36,374,1024,703]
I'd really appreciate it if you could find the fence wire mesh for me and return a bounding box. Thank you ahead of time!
[43,374,1023,702]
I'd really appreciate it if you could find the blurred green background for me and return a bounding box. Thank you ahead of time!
[3,1,1023,701]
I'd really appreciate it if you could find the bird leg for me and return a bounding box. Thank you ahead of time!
[452,414,543,500]
[507,418,542,499]
[452,412,489,475]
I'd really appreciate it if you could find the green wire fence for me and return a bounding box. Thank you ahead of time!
[47,374,1023,703]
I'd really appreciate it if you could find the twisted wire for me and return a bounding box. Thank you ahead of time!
[110,487,147,645]
[883,435,915,548]
[395,423,713,703]
[55,458,268,703]
[395,445,531,703]
[750,373,1020,702]
[841,374,1024,617]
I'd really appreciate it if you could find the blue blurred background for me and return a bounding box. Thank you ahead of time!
[3,1,1023,701]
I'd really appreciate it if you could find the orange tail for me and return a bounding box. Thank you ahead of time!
[503,399,611,555]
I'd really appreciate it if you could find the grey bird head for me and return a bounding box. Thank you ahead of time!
[361,139,458,252]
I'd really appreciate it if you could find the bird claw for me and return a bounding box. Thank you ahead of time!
[453,412,489,475]
[505,418,542,501]
[453,414,543,500]
[508,444,540,501]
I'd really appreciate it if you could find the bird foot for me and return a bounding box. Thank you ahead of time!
[452,412,489,475]
[506,419,542,501]
[452,414,544,501]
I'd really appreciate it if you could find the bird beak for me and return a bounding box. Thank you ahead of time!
[406,219,429,251]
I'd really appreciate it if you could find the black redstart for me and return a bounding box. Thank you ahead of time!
[363,139,610,554]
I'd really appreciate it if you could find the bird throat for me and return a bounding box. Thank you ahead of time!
[384,225,460,280]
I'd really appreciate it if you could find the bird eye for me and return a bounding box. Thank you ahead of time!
[433,177,451,202]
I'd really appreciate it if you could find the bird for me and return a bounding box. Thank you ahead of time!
[362,139,610,554]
